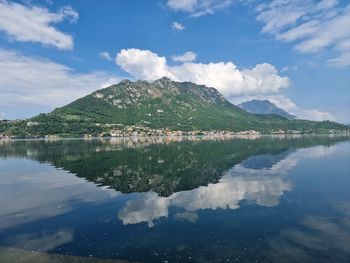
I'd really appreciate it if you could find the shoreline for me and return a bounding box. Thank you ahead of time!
[1,133,350,142]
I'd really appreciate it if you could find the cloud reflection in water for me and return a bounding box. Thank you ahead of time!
[118,145,335,227]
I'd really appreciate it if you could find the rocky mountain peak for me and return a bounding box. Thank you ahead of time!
[238,99,295,120]
[153,76,175,89]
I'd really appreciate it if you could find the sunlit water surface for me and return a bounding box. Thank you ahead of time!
[0,136,349,263]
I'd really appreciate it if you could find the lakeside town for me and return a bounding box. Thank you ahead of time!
[1,120,349,140]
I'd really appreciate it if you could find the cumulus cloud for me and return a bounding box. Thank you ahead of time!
[116,48,174,81]
[167,0,234,17]
[118,192,169,227]
[0,48,119,118]
[119,174,292,227]
[171,21,185,31]
[116,48,289,98]
[172,51,197,62]
[0,0,78,50]
[255,1,350,67]
[99,51,112,61]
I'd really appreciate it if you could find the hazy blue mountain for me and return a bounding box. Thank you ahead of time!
[238,99,295,120]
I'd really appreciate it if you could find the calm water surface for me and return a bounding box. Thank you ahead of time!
[0,136,349,263]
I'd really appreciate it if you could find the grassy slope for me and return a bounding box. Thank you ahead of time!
[49,91,344,132]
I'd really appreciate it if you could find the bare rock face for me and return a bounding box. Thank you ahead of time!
[91,77,228,109]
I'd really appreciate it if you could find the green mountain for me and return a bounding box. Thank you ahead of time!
[37,77,284,130]
[0,77,348,137]
[238,99,295,120]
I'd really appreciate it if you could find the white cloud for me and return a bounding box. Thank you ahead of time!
[0,48,119,118]
[116,48,174,80]
[119,174,292,226]
[100,77,119,88]
[172,51,197,62]
[58,5,79,23]
[327,51,350,67]
[99,51,112,61]
[276,21,320,42]
[118,192,169,227]
[171,21,185,31]
[294,10,350,54]
[255,1,350,67]
[266,96,336,121]
[280,66,298,73]
[327,39,350,67]
[116,48,289,98]
[167,0,234,17]
[297,109,335,121]
[0,0,78,50]
[167,0,198,12]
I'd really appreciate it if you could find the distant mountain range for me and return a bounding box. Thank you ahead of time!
[238,99,295,120]
[0,77,348,137]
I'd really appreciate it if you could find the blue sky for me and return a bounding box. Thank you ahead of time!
[0,0,349,123]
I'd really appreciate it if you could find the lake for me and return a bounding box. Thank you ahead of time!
[0,135,349,263]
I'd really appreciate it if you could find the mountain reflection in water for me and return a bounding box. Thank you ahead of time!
[118,144,337,227]
[0,135,344,197]
[0,135,349,263]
